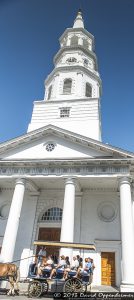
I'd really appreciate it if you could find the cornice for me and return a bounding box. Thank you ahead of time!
[0,159,132,164]
[45,65,101,86]
[34,97,99,105]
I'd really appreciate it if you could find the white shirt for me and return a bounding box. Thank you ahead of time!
[71,259,79,269]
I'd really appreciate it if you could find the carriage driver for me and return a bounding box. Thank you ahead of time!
[37,246,46,266]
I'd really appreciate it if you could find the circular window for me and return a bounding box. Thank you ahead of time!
[46,143,55,152]
[0,203,10,219]
[97,202,117,222]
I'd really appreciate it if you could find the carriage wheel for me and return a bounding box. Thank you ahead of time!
[63,278,84,293]
[42,280,49,294]
[28,280,43,298]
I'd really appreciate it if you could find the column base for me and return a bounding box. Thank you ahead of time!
[120,283,134,292]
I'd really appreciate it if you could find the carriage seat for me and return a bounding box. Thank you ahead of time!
[68,270,77,277]
[42,268,51,278]
[81,271,90,283]
[28,263,37,278]
[55,268,64,279]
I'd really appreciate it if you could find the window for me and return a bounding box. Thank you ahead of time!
[48,85,52,100]
[63,79,72,94]
[41,207,63,222]
[85,83,92,97]
[46,143,55,152]
[60,107,70,118]
[70,35,78,46]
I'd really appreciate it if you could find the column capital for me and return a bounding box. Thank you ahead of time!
[15,178,26,186]
[64,177,76,185]
[118,176,132,186]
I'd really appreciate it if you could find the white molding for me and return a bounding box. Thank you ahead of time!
[0,124,133,158]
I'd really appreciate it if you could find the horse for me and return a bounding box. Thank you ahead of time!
[0,263,19,295]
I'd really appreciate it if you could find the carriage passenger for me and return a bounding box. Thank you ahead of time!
[37,256,54,276]
[71,256,79,270]
[49,255,66,279]
[77,257,91,277]
[64,256,79,279]
[90,258,95,281]
[65,256,70,268]
[76,255,83,267]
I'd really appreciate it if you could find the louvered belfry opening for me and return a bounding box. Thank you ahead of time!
[63,79,72,94]
[85,82,92,97]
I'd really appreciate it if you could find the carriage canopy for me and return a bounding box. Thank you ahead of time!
[34,240,96,251]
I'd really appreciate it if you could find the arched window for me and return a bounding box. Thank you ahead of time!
[85,83,92,97]
[70,35,78,46]
[40,207,63,222]
[63,79,72,94]
[48,85,52,100]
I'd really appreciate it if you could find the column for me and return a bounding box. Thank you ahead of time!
[60,178,76,257]
[66,37,71,46]
[1,178,26,263]
[78,37,83,46]
[119,177,134,291]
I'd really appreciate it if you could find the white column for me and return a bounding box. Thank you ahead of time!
[66,37,71,46]
[78,37,83,46]
[119,177,134,291]
[60,178,75,257]
[1,178,26,263]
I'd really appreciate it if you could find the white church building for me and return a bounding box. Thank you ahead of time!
[0,11,134,291]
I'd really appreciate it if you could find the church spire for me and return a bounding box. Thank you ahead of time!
[73,9,84,29]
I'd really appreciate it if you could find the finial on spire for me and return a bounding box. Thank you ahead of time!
[73,9,84,29]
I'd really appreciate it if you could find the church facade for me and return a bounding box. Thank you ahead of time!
[0,11,134,291]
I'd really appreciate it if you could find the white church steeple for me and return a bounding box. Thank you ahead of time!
[28,11,102,141]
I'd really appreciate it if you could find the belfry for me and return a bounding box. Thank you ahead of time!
[0,11,134,291]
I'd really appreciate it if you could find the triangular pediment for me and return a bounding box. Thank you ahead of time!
[0,125,134,160]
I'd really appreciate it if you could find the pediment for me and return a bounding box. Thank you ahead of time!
[0,125,133,160]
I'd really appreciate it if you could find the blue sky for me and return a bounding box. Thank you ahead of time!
[0,0,134,152]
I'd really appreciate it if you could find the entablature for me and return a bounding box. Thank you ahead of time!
[0,160,130,178]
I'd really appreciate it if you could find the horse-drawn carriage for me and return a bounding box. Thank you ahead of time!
[0,240,95,297]
[27,240,96,298]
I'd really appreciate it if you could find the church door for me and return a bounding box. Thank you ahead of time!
[37,227,61,257]
[101,252,115,286]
